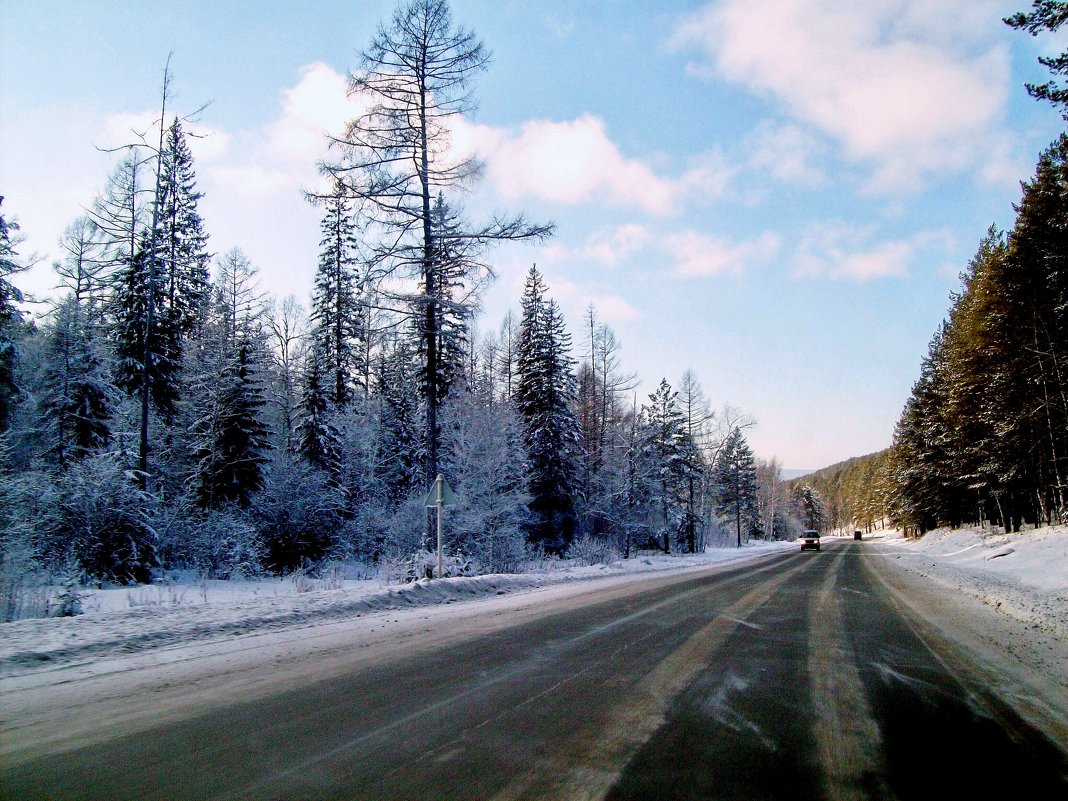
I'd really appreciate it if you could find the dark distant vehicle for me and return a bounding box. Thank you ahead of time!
[801,530,821,551]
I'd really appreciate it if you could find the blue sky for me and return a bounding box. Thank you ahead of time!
[2,0,1065,471]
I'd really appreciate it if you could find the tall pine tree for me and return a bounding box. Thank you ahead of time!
[0,196,29,432]
[641,378,700,554]
[713,427,758,547]
[158,118,211,344]
[310,181,363,408]
[515,266,581,552]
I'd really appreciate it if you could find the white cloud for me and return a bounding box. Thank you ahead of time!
[477,115,679,214]
[666,230,781,277]
[264,61,358,164]
[452,114,735,214]
[205,62,367,203]
[672,0,1011,191]
[793,221,946,281]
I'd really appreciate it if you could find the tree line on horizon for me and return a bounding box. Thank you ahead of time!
[0,0,826,613]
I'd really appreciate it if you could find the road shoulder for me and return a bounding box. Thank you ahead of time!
[862,544,1068,749]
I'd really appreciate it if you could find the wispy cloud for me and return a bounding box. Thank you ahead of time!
[747,120,826,186]
[792,221,949,281]
[543,224,779,279]
[666,229,781,277]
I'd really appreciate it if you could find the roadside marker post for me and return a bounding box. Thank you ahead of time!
[424,474,457,579]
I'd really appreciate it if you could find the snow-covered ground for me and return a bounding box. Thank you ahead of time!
[0,541,795,676]
[868,525,1068,641]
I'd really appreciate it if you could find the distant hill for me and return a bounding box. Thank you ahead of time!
[785,449,892,532]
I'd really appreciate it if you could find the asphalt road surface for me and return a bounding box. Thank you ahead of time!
[3,539,1067,800]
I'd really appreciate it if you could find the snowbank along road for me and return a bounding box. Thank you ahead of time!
[2,538,1067,800]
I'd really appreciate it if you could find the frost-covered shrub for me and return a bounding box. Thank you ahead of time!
[401,548,475,582]
[189,508,264,578]
[291,568,314,593]
[386,493,432,558]
[252,454,344,573]
[19,455,157,584]
[566,534,620,566]
[51,559,85,617]
[438,390,531,573]
[519,542,562,573]
[0,540,50,621]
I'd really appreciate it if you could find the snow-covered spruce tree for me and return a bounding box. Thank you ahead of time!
[439,384,530,572]
[412,194,482,406]
[790,482,826,533]
[641,378,701,554]
[1000,135,1068,523]
[375,339,424,503]
[319,0,551,486]
[130,119,212,490]
[515,266,581,552]
[296,342,342,475]
[713,427,759,547]
[171,251,271,511]
[0,196,30,433]
[887,324,961,533]
[310,180,364,409]
[157,117,211,346]
[41,296,114,466]
[111,233,181,418]
[105,63,208,490]
[190,334,270,510]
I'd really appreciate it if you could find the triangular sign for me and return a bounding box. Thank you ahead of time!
[424,474,457,507]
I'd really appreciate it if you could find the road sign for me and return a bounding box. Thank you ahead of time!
[424,474,457,508]
[425,474,457,579]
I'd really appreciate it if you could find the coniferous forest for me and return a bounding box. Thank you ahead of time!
[0,0,829,619]
[889,134,1068,534]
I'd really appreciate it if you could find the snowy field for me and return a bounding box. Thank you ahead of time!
[3,527,1065,681]
[0,541,795,675]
